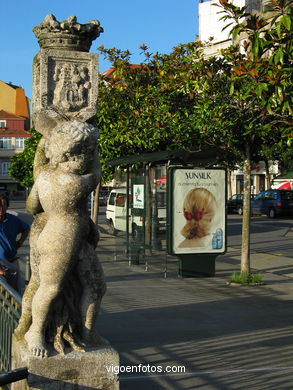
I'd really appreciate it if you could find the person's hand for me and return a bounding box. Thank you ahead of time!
[0,265,6,276]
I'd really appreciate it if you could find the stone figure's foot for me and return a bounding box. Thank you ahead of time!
[63,330,86,353]
[83,331,109,347]
[53,332,65,355]
[25,330,48,358]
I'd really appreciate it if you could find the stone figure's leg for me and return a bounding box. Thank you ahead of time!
[25,221,82,357]
[78,243,106,345]
[14,276,38,338]
[14,213,47,338]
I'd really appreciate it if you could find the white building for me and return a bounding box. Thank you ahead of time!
[198,0,279,196]
[199,0,263,56]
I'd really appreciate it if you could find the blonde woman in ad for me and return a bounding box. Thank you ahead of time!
[178,188,217,248]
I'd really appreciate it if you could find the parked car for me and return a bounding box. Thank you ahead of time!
[251,189,293,218]
[98,190,108,206]
[106,188,144,236]
[227,194,245,215]
[227,194,255,215]
[105,187,167,237]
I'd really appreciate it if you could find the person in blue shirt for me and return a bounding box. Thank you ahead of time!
[0,194,30,289]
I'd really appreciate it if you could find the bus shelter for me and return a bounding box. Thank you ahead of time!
[106,149,227,277]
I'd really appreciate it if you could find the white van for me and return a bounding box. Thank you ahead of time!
[105,188,144,236]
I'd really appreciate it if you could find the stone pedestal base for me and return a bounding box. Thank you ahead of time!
[12,336,119,390]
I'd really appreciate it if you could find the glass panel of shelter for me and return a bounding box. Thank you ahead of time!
[112,164,168,265]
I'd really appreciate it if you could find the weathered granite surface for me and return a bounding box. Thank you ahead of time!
[12,336,119,390]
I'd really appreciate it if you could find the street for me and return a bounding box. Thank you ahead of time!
[97,206,293,260]
[227,214,293,259]
[11,201,292,260]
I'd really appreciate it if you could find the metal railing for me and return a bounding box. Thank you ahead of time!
[0,367,28,387]
[0,277,22,372]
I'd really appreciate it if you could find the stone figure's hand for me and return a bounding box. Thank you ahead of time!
[33,137,48,180]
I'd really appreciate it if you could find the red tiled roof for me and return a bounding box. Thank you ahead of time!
[0,109,25,120]
[101,64,142,78]
[0,128,30,137]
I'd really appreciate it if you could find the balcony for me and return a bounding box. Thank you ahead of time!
[0,149,17,157]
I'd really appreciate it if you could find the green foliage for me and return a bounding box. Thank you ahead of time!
[9,128,42,187]
[9,0,291,189]
[218,0,292,124]
[230,271,263,284]
[95,44,207,183]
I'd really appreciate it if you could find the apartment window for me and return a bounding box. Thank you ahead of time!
[15,137,26,149]
[0,137,13,149]
[0,120,6,128]
[1,162,10,176]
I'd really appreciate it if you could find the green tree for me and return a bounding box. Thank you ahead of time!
[196,0,292,273]
[95,45,204,183]
[9,128,42,188]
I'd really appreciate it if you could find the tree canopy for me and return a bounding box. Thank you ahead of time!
[9,0,292,194]
[94,46,205,183]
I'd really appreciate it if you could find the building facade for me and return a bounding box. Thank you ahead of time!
[199,0,264,56]
[198,0,279,196]
[0,81,31,199]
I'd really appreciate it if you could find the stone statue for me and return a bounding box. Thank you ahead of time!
[14,15,107,358]
[15,122,106,357]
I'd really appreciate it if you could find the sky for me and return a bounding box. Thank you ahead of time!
[0,0,199,100]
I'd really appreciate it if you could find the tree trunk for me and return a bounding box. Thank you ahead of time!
[227,168,232,199]
[264,159,271,190]
[240,144,252,274]
[145,165,152,252]
[92,182,101,225]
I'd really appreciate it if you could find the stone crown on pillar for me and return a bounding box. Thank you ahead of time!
[33,14,103,52]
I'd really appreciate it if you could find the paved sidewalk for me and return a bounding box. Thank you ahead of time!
[9,204,293,389]
[96,227,293,390]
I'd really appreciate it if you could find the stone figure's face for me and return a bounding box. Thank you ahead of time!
[61,152,88,173]
[59,141,96,174]
[44,121,98,174]
[45,134,96,174]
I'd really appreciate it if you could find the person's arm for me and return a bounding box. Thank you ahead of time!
[15,228,30,250]
[0,264,7,275]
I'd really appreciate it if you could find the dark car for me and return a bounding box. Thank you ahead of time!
[227,194,255,215]
[99,191,108,206]
[227,194,244,215]
[251,189,293,218]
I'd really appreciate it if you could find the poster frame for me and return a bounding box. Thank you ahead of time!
[167,166,227,256]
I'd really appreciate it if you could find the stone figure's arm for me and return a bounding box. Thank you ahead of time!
[87,218,99,248]
[26,182,43,215]
[33,110,62,138]
[88,148,101,182]
[81,148,101,192]
[33,137,48,180]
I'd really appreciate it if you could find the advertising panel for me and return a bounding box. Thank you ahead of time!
[133,184,145,209]
[169,168,226,255]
